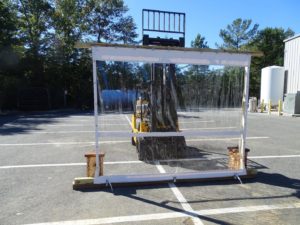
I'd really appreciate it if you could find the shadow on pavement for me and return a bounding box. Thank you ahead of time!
[78,171,299,224]
[0,110,92,135]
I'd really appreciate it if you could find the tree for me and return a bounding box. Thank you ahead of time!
[17,0,54,84]
[0,0,17,47]
[0,0,139,110]
[218,18,259,50]
[191,34,208,49]
[52,0,91,61]
[188,34,209,75]
[87,0,137,43]
[0,0,18,70]
[250,27,294,66]
[0,0,23,111]
[248,27,294,97]
[113,16,138,44]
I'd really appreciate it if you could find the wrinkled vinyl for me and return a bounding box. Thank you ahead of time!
[97,61,244,175]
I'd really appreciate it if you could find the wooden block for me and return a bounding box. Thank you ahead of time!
[73,177,94,185]
[84,152,105,177]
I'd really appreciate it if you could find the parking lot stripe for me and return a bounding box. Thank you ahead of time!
[155,161,204,225]
[0,161,143,169]
[179,120,214,123]
[1,127,237,134]
[2,154,300,169]
[124,115,132,126]
[12,130,129,134]
[3,123,128,127]
[187,136,269,142]
[249,154,300,159]
[0,140,129,146]
[0,163,85,169]
[181,126,237,130]
[22,202,300,225]
[0,136,269,147]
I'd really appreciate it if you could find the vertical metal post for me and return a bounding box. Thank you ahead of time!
[147,11,149,29]
[163,12,165,30]
[168,13,170,31]
[240,66,250,170]
[153,11,155,30]
[92,57,100,177]
[142,10,144,36]
[173,14,175,31]
[158,11,160,30]
[179,14,181,32]
[183,14,186,40]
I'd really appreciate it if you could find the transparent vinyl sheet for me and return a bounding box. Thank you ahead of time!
[97,61,244,175]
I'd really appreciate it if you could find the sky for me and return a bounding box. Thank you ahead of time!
[124,0,300,48]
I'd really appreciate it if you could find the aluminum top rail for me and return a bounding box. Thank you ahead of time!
[77,43,262,67]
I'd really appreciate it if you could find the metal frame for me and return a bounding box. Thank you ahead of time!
[91,43,252,185]
[142,9,185,37]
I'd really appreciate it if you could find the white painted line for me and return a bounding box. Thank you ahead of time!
[187,136,269,142]
[16,119,94,122]
[0,136,268,147]
[0,140,129,146]
[179,120,214,123]
[104,160,142,165]
[249,154,300,159]
[98,130,241,138]
[124,115,132,127]
[155,161,204,225]
[0,161,142,169]
[181,126,237,130]
[3,123,128,128]
[0,163,85,169]
[42,124,128,127]
[16,130,128,134]
[3,154,300,169]
[28,131,94,134]
[22,202,300,225]
[196,202,300,215]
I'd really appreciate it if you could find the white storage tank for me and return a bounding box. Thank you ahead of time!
[260,66,285,105]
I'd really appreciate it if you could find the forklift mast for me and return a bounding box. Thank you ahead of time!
[142,9,185,132]
[142,9,185,47]
[132,9,187,160]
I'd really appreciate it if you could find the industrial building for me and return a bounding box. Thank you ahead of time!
[283,34,300,114]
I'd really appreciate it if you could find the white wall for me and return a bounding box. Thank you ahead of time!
[284,35,300,93]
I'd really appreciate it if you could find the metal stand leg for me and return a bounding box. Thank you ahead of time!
[234,174,243,184]
[106,179,114,192]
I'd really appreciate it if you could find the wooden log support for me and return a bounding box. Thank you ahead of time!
[72,168,257,190]
[228,146,250,169]
[84,152,105,177]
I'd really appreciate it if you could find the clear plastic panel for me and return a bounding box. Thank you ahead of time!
[97,61,244,175]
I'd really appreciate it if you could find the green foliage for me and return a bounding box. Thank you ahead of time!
[250,27,294,66]
[0,0,17,46]
[218,18,294,98]
[188,34,209,75]
[0,0,138,110]
[87,0,137,43]
[191,34,208,49]
[247,27,294,97]
[218,18,259,49]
